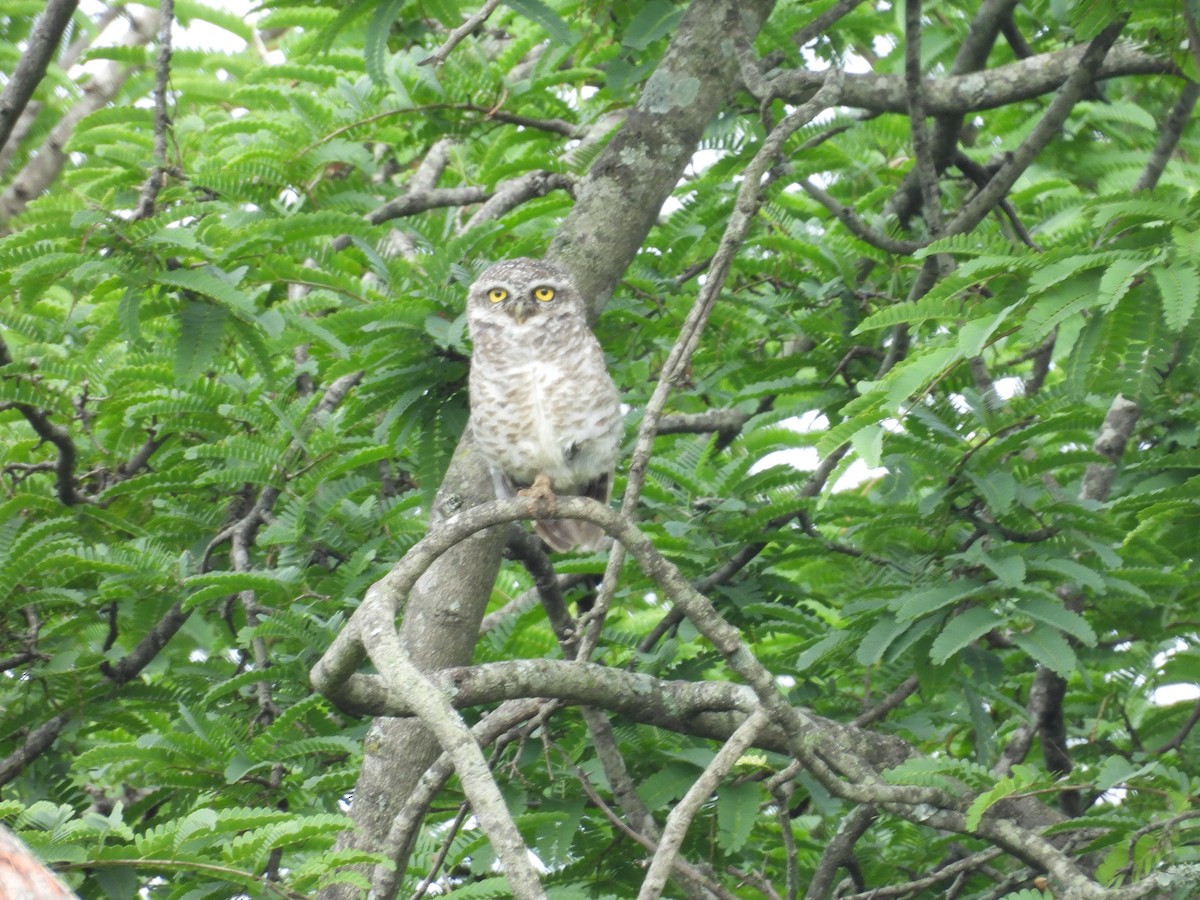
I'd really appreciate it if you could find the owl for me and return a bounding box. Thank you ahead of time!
[466,258,623,552]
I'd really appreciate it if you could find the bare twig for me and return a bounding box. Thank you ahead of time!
[504,528,577,651]
[461,171,574,231]
[419,0,503,67]
[135,0,175,219]
[804,804,877,900]
[408,802,471,900]
[578,68,846,664]
[1135,81,1200,193]
[854,674,920,727]
[1152,697,1200,755]
[0,6,161,227]
[796,177,923,254]
[837,846,1006,899]
[792,0,868,49]
[333,170,571,250]
[550,738,743,900]
[99,600,191,686]
[888,0,1021,226]
[638,709,769,900]
[373,699,547,898]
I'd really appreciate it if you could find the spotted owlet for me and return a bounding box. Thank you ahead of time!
[466,258,623,552]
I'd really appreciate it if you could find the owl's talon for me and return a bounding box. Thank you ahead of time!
[518,473,557,514]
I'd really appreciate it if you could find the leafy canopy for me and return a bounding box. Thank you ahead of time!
[1,0,1199,897]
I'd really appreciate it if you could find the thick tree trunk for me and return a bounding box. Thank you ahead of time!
[325,1,775,894]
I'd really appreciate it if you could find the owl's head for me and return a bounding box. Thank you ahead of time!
[467,258,583,328]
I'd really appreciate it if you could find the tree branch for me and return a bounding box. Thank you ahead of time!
[887,0,1021,226]
[0,6,161,228]
[0,0,79,155]
[332,170,572,250]
[795,176,922,254]
[903,0,945,234]
[0,336,85,506]
[1134,80,1200,192]
[657,408,752,437]
[134,0,174,219]
[804,804,876,900]
[772,40,1167,117]
[580,68,845,664]
[0,714,71,787]
[638,709,769,900]
[418,0,503,67]
[943,16,1128,237]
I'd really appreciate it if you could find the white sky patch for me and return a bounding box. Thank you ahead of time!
[751,410,887,490]
[1153,683,1200,704]
[76,1,257,57]
[1151,642,1200,705]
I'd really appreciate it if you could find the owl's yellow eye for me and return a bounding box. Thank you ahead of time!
[533,286,555,302]
[488,288,508,303]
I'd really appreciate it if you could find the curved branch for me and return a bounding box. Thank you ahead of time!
[0,336,85,506]
[805,804,877,900]
[313,495,1110,895]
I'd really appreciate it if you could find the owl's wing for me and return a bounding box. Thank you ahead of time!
[534,472,611,553]
[488,464,518,500]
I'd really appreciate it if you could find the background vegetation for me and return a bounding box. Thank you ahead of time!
[1,0,1198,897]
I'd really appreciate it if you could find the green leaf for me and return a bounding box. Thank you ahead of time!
[965,765,1038,831]
[175,299,228,382]
[929,607,1002,664]
[1150,261,1200,331]
[850,422,884,468]
[1098,257,1153,311]
[980,551,1026,588]
[623,1,686,50]
[1094,756,1148,792]
[716,781,759,853]
[1015,595,1096,646]
[891,581,982,622]
[967,470,1016,515]
[957,303,1017,356]
[366,0,406,84]
[155,266,258,322]
[857,613,911,665]
[1011,624,1078,676]
[502,0,573,43]
[1030,558,1105,592]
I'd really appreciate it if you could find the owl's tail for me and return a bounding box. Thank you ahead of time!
[535,519,609,554]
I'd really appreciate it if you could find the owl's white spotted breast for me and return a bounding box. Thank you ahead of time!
[469,318,621,490]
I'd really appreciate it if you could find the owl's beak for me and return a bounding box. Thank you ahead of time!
[508,299,536,325]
